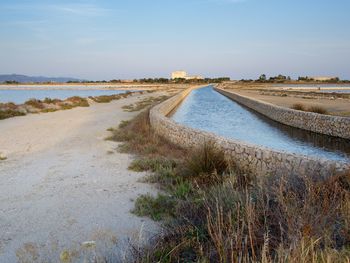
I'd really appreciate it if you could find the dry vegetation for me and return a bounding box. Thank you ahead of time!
[108,108,350,262]
[291,103,329,115]
[0,91,141,120]
[122,95,169,112]
[0,96,90,120]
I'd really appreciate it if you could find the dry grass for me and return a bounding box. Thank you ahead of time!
[89,94,122,103]
[291,103,329,115]
[291,103,306,111]
[122,96,169,112]
[308,105,328,114]
[66,96,89,107]
[24,99,45,109]
[109,107,350,262]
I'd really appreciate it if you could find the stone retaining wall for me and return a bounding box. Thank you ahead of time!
[215,87,350,140]
[150,86,350,178]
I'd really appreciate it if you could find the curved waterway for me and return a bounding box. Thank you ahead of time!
[171,86,350,162]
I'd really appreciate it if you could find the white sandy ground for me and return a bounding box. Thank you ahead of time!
[0,93,164,262]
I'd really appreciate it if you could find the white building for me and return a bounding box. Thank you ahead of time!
[171,71,187,79]
[171,71,203,80]
[311,76,337,81]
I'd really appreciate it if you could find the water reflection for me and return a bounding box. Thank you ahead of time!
[171,86,350,162]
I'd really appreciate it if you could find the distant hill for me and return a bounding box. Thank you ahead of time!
[0,74,83,83]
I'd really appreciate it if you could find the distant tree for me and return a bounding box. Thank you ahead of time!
[298,76,313,82]
[4,80,19,84]
[329,77,340,83]
[258,74,267,82]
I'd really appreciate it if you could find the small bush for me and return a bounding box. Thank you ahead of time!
[291,103,328,115]
[308,105,328,114]
[0,109,26,120]
[24,99,45,109]
[129,157,177,172]
[60,104,74,110]
[1,102,17,110]
[118,120,130,129]
[66,96,89,107]
[132,194,176,221]
[291,103,306,111]
[122,96,169,112]
[184,141,229,185]
[90,94,122,103]
[41,108,58,113]
[43,98,61,104]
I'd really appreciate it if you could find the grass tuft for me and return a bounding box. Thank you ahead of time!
[308,105,328,114]
[291,103,306,111]
[122,96,169,112]
[132,193,176,221]
[291,103,329,115]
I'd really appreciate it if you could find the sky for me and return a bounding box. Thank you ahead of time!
[0,0,349,80]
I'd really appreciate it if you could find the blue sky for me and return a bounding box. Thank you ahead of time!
[0,0,349,80]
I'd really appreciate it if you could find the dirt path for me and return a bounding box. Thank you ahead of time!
[0,93,161,262]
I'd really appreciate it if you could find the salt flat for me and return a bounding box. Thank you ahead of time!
[0,93,160,262]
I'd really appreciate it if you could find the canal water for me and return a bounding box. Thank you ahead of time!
[171,86,350,162]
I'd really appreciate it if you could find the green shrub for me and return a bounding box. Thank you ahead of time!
[128,157,177,172]
[0,109,26,120]
[132,194,176,221]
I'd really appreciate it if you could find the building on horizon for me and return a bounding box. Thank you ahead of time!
[171,71,203,80]
[311,76,338,81]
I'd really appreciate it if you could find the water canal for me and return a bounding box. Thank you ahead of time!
[171,86,350,162]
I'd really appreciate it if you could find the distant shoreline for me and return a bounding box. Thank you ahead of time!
[0,83,169,91]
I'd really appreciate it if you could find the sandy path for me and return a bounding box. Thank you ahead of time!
[0,93,160,262]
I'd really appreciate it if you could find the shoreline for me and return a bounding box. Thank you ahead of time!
[0,84,166,91]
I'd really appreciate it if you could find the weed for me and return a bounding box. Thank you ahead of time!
[132,193,176,221]
[129,157,177,172]
[118,120,130,129]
